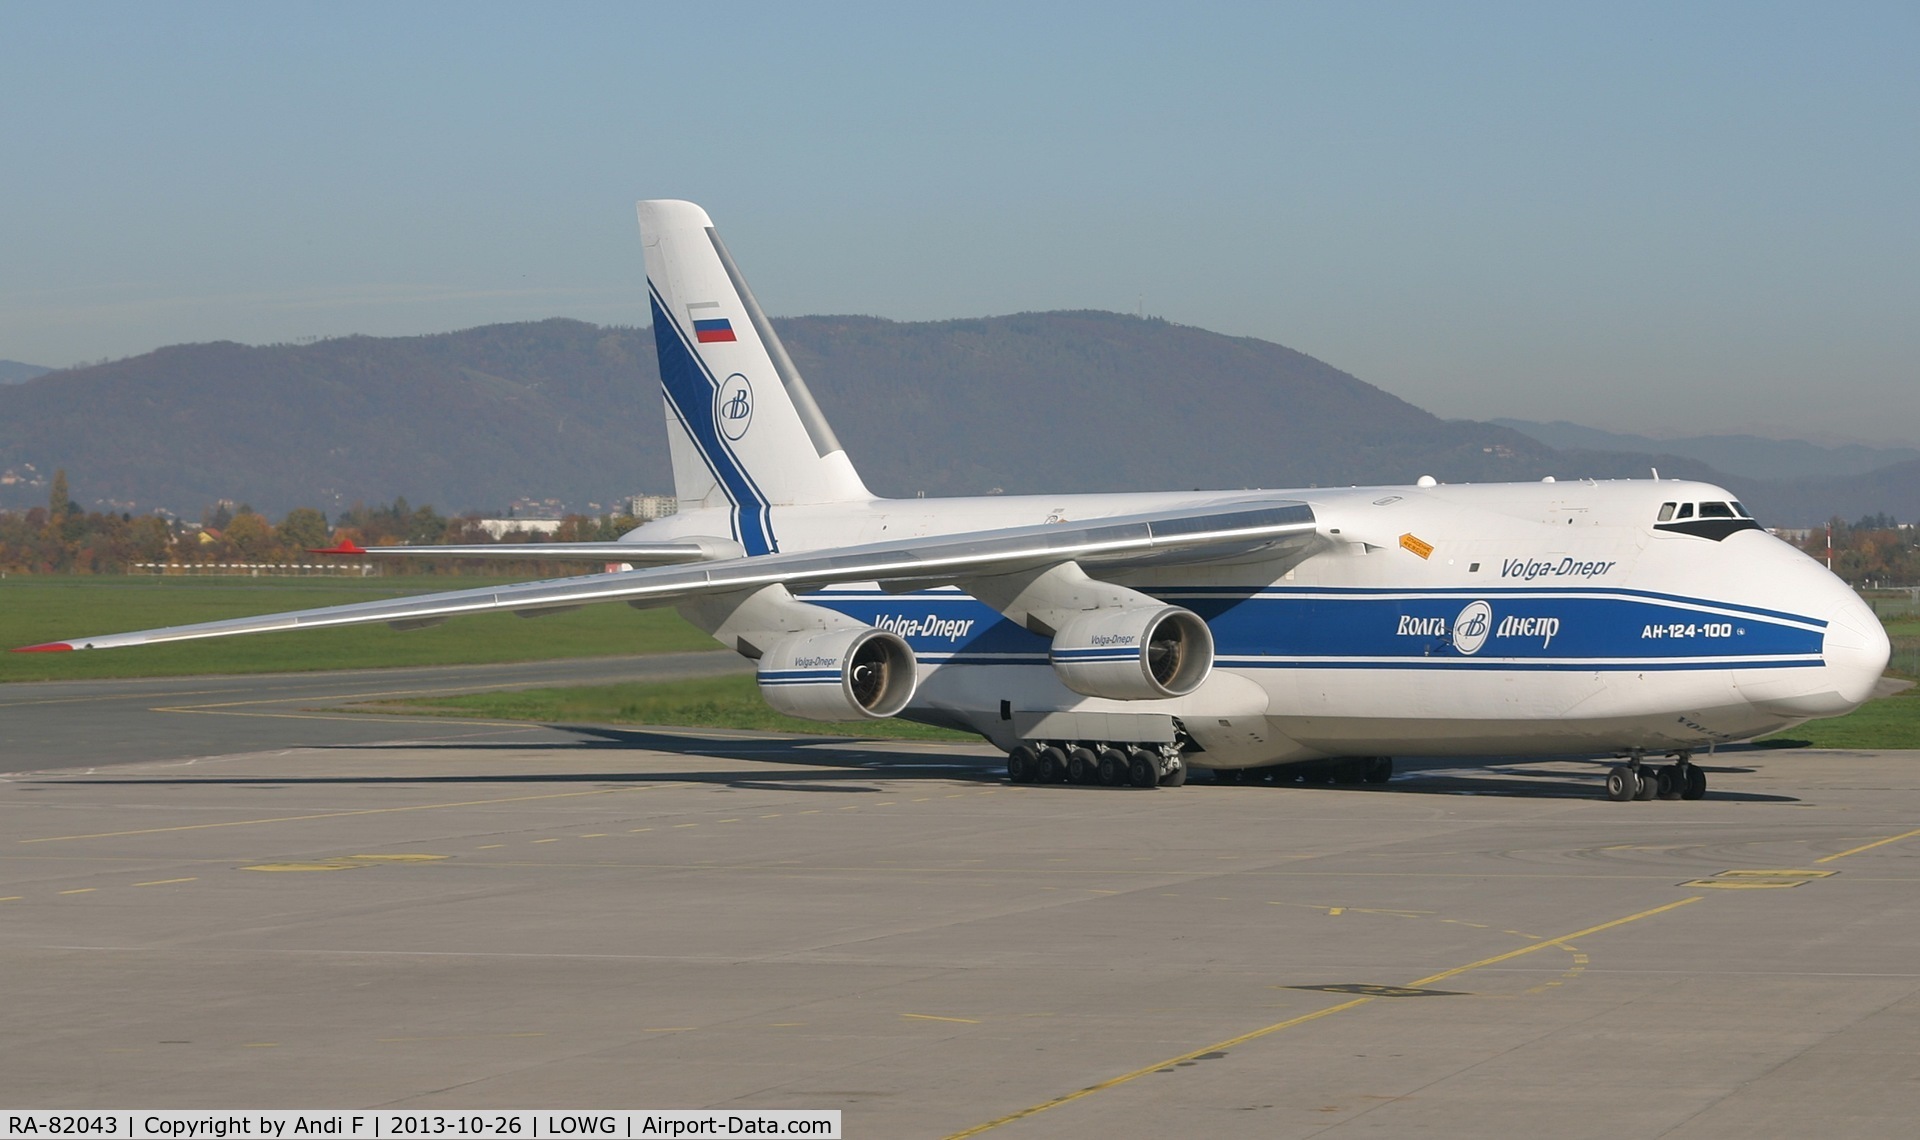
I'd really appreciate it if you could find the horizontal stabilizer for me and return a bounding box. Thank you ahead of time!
[311,541,718,564]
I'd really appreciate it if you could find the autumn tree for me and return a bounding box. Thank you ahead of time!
[224,509,273,559]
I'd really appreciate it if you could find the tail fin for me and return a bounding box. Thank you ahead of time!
[638,199,871,554]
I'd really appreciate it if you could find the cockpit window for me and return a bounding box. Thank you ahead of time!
[1654,498,1763,541]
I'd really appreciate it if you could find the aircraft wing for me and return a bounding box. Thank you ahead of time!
[17,499,1315,652]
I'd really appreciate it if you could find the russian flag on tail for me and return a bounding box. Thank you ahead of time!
[690,303,737,344]
[694,318,736,343]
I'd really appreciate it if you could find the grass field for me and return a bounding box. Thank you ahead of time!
[1755,685,1920,750]
[380,674,975,741]
[0,574,713,681]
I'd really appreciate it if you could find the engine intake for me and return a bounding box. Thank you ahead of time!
[1049,605,1214,700]
[757,627,918,721]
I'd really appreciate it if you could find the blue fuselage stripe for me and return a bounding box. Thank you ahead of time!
[805,586,1827,674]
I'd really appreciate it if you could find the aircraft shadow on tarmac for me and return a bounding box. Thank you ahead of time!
[1369,760,1791,803]
[42,721,1800,802]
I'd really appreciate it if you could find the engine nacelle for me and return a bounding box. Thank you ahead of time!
[1049,605,1214,700]
[757,627,919,721]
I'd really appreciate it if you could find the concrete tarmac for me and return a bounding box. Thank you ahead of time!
[3,667,1919,1137]
[0,653,750,772]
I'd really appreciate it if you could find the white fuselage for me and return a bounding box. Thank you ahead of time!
[630,478,1887,768]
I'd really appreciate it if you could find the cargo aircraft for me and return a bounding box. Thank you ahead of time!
[17,201,1892,800]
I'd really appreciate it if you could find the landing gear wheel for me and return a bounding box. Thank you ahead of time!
[1007,745,1038,784]
[1096,747,1128,787]
[1158,759,1187,787]
[1036,746,1067,784]
[1067,747,1099,786]
[1632,767,1659,800]
[1127,749,1159,788]
[1362,757,1394,784]
[1333,758,1367,784]
[1605,766,1637,802]
[1656,765,1682,800]
[1682,766,1707,800]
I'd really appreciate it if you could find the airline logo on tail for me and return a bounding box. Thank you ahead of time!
[717,374,753,440]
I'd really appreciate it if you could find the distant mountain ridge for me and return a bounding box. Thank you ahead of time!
[0,314,1912,527]
[1493,419,1920,482]
[0,360,52,385]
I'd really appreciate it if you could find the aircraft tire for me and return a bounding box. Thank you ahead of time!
[1067,747,1100,785]
[1008,745,1039,784]
[1037,746,1068,784]
[1682,766,1707,800]
[1127,749,1159,788]
[1097,748,1128,787]
[1633,768,1659,800]
[1605,766,1637,802]
[1334,758,1367,784]
[1656,766,1682,800]
[1158,760,1187,787]
[1363,757,1394,784]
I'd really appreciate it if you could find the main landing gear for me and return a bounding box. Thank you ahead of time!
[1007,742,1186,788]
[1604,750,1707,802]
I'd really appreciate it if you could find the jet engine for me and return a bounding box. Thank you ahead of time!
[756,627,919,721]
[1048,605,1214,700]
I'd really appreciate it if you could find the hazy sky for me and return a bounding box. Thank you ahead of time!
[4,1,1916,443]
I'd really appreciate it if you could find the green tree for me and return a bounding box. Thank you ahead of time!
[128,516,174,562]
[276,507,331,551]
[48,469,80,525]
[406,504,448,545]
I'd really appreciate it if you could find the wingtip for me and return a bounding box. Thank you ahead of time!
[13,642,75,653]
[310,539,367,555]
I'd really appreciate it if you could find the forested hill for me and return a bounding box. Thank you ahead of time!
[0,314,1910,525]
[0,314,1559,515]
[784,312,1559,496]
[0,360,51,385]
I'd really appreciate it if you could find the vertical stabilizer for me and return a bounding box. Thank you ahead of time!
[638,200,872,554]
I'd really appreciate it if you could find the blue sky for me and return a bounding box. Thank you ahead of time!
[3,1,1915,443]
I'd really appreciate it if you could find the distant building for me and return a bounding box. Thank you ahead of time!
[471,518,564,539]
[507,497,569,518]
[1768,528,1815,542]
[626,493,678,521]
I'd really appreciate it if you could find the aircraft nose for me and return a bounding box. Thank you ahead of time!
[1736,577,1889,720]
[1821,590,1892,708]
